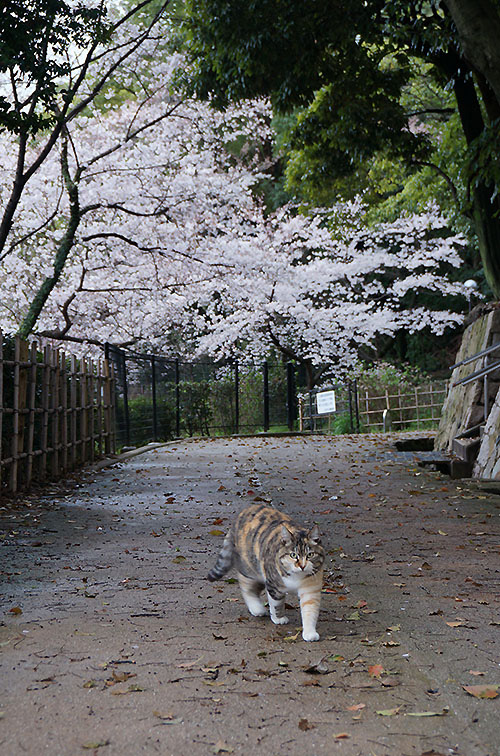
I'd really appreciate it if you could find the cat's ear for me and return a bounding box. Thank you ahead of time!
[308,524,321,544]
[281,525,293,545]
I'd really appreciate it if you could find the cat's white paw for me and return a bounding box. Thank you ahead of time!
[249,605,267,617]
[271,615,289,625]
[302,629,320,642]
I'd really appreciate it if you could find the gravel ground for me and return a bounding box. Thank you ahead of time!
[1,433,499,756]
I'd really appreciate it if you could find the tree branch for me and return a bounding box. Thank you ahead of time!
[410,158,461,208]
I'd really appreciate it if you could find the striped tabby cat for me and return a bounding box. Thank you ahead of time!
[208,504,324,641]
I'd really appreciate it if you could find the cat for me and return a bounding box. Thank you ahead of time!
[208,503,324,641]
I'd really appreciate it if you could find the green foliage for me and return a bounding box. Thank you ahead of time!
[183,0,500,295]
[329,412,354,436]
[126,394,176,446]
[354,361,428,392]
[0,0,110,135]
[183,0,375,110]
[180,380,213,436]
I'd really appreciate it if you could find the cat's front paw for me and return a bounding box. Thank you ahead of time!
[249,606,267,617]
[302,629,320,642]
[271,615,289,625]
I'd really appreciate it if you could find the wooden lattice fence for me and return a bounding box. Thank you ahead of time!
[0,333,115,494]
[298,380,447,433]
[357,381,448,431]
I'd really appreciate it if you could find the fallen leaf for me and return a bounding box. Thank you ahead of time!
[209,529,225,536]
[463,684,499,699]
[304,657,330,675]
[152,712,183,725]
[172,556,186,563]
[445,620,465,628]
[368,664,385,679]
[468,670,485,677]
[82,741,110,750]
[334,732,350,739]
[376,707,401,716]
[284,629,301,642]
[329,654,344,663]
[110,684,144,695]
[106,671,136,686]
[212,740,233,754]
[175,656,204,669]
[346,610,360,621]
[298,718,314,731]
[380,676,401,688]
[8,607,22,615]
[346,703,365,712]
[406,708,449,717]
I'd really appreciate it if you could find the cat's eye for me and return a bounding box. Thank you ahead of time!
[289,551,298,559]
[307,551,315,558]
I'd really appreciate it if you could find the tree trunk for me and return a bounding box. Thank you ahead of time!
[452,68,500,298]
[443,0,500,106]
[17,139,81,338]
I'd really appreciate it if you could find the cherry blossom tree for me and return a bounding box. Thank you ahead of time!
[0,0,171,327]
[0,53,273,343]
[184,202,471,387]
[0,20,470,374]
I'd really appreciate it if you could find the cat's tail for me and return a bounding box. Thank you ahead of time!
[207,533,234,581]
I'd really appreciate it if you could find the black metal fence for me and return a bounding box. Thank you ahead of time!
[105,345,360,449]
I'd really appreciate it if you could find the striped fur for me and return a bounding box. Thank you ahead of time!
[208,504,324,641]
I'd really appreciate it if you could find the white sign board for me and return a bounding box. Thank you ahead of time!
[316,390,336,414]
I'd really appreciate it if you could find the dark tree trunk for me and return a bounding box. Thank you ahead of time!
[443,0,500,106]
[453,69,500,298]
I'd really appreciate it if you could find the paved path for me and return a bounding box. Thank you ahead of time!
[1,434,499,755]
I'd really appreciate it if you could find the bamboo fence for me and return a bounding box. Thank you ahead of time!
[299,381,448,433]
[0,332,115,494]
[357,381,448,431]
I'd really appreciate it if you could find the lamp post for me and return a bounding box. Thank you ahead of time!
[464,279,478,313]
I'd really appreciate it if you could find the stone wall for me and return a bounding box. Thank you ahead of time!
[473,386,500,478]
[435,309,500,453]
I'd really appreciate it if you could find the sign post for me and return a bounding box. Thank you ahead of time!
[316,390,336,415]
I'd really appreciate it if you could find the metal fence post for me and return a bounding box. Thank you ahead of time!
[263,361,269,432]
[353,378,360,433]
[175,358,180,437]
[122,350,130,446]
[151,355,158,441]
[234,359,239,434]
[348,380,354,433]
[286,362,295,432]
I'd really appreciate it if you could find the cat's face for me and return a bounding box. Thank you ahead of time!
[280,525,324,576]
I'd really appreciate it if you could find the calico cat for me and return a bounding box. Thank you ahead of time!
[208,503,324,641]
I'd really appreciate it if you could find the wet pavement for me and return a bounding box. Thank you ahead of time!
[1,433,499,755]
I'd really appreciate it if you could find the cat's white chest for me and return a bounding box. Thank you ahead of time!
[282,573,306,592]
